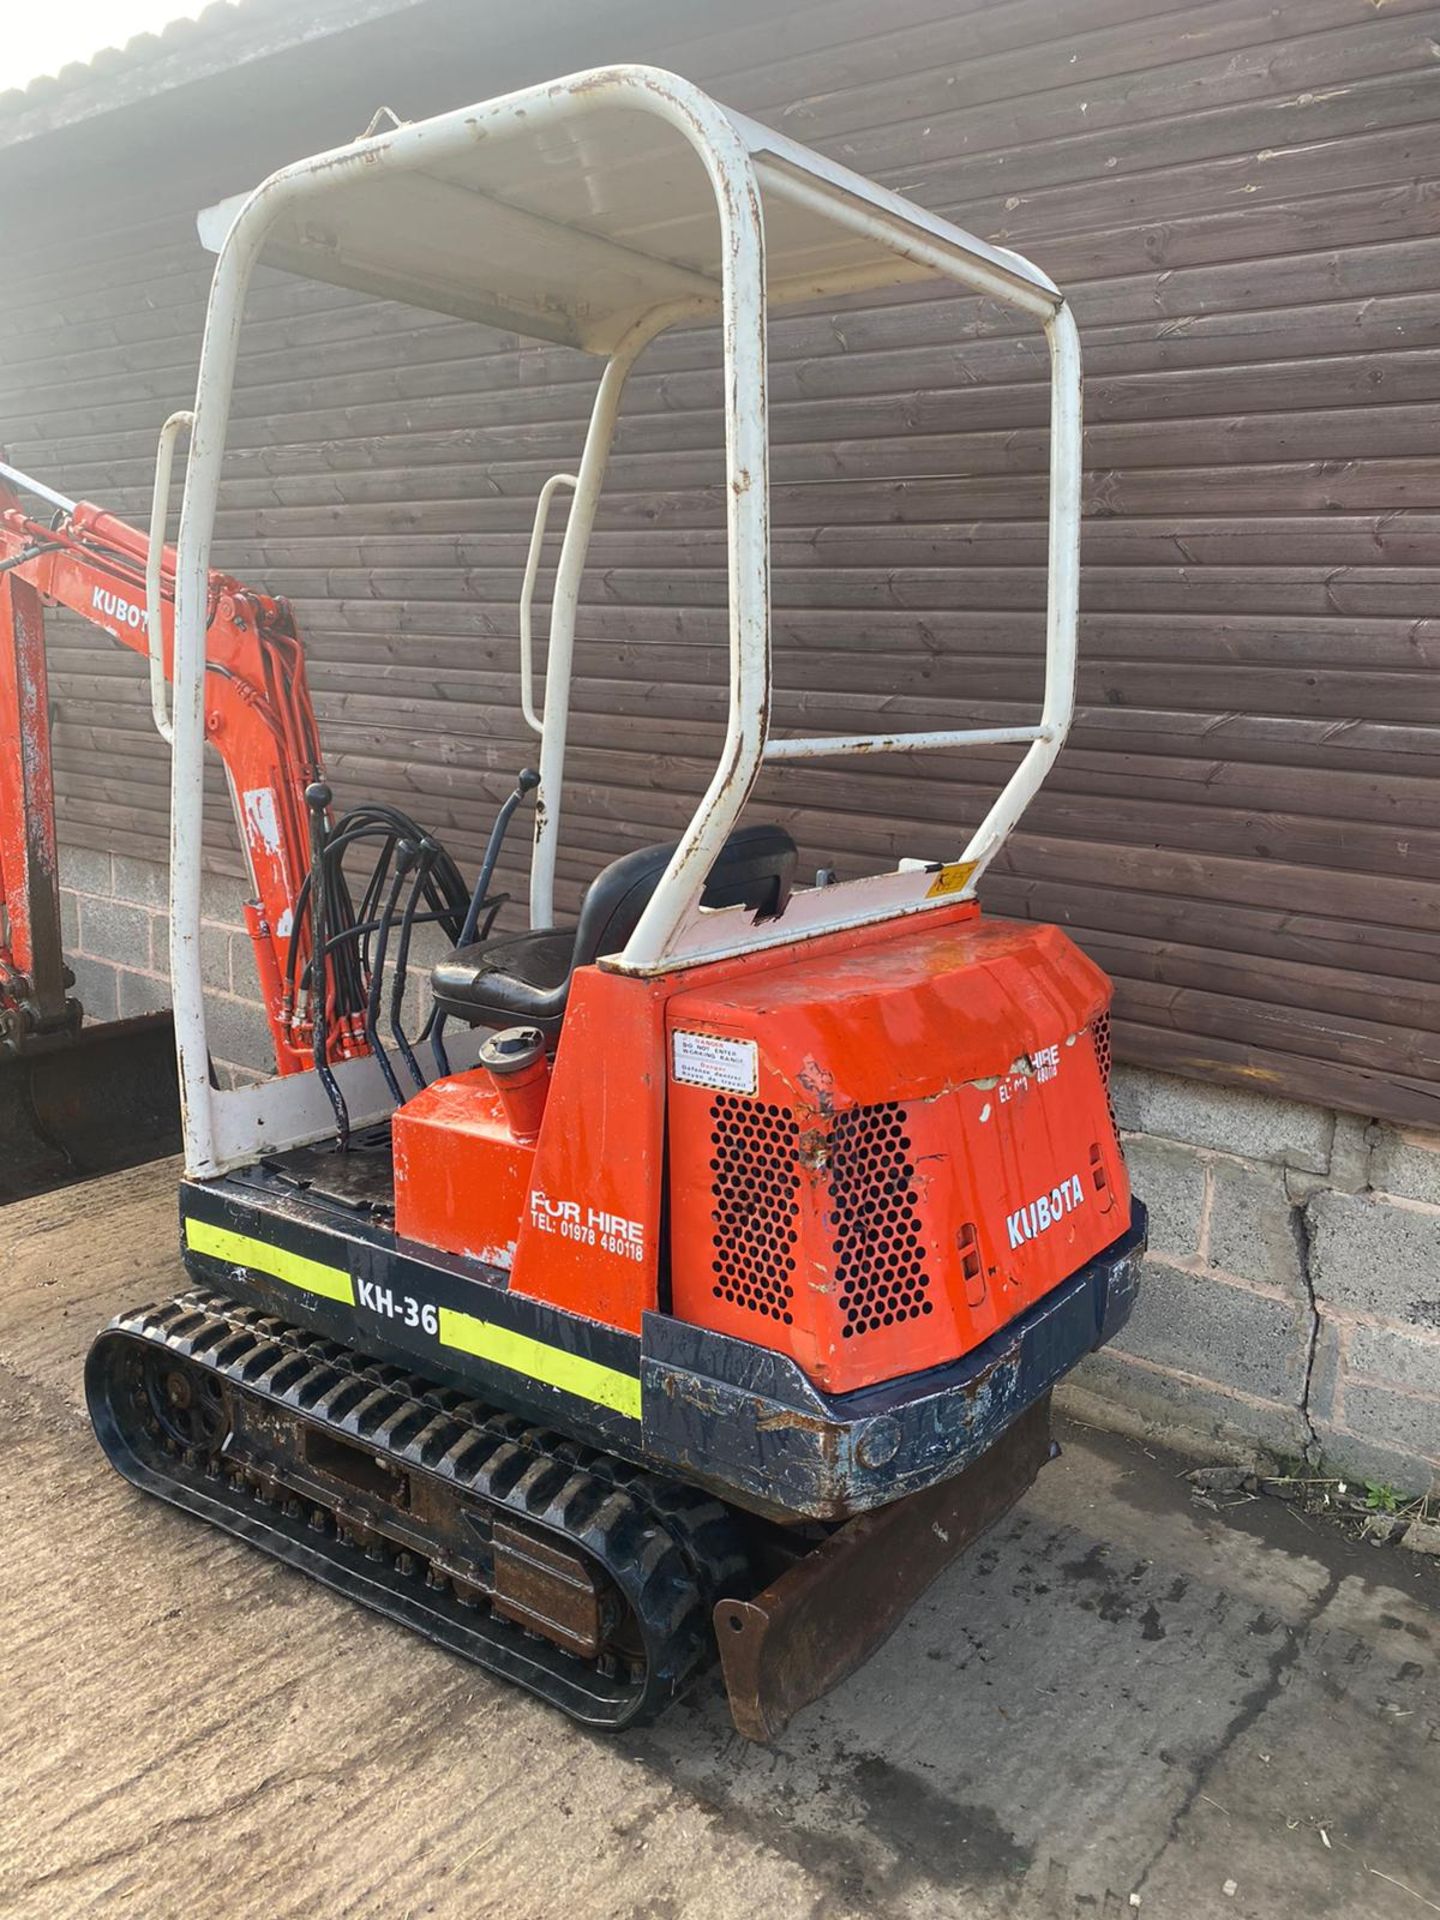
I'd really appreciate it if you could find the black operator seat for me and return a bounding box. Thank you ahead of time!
[431,823,797,1038]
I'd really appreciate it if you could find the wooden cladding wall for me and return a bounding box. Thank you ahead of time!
[1,0,1437,1124]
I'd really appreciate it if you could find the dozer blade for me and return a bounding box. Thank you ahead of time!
[0,1012,181,1204]
[713,1397,1055,1743]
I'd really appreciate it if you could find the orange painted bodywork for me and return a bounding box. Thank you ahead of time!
[393,1069,536,1268]
[391,901,1131,1389]
[0,572,55,993]
[508,967,671,1331]
[666,910,1129,1391]
[395,967,671,1332]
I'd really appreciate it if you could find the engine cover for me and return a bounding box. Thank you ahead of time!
[665,908,1131,1394]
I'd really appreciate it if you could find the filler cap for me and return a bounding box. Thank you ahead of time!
[478,1025,547,1077]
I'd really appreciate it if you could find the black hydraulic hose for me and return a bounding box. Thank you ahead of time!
[284,818,407,1009]
[325,851,365,1026]
[363,842,416,1107]
[281,793,473,1098]
[356,836,397,978]
[304,781,350,1149]
[0,540,65,575]
[320,809,468,934]
[388,841,438,1093]
[431,768,539,1078]
[283,869,313,1006]
[315,906,453,954]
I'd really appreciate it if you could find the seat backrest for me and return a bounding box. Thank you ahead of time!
[572,823,797,969]
[429,824,800,1037]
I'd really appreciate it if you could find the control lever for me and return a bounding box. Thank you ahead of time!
[458,767,541,947]
[432,769,540,1078]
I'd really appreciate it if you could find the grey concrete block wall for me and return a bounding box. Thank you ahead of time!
[60,847,270,1089]
[1066,1068,1440,1498]
[58,847,1440,1498]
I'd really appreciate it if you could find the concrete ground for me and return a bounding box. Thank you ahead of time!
[3,1159,1438,1920]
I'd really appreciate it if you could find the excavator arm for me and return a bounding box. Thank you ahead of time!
[0,463,340,1076]
[2,453,507,1189]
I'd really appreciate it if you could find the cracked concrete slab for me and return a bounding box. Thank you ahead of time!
[3,1158,1438,1919]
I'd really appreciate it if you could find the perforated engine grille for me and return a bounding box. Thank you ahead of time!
[830,1102,933,1338]
[709,1096,799,1323]
[1093,1009,1112,1080]
[1094,1010,1120,1142]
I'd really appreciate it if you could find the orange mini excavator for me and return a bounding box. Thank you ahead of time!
[85,68,1146,1739]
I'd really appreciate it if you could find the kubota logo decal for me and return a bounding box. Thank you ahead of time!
[1006,1174,1085,1250]
[92,585,145,630]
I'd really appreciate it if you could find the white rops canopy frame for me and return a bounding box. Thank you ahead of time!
[165,65,1082,1177]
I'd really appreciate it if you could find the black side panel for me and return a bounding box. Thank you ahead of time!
[640,1207,1148,1520]
[179,1174,647,1461]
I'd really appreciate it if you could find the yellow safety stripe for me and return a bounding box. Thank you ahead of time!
[438,1306,641,1421]
[182,1220,637,1418]
[184,1216,355,1306]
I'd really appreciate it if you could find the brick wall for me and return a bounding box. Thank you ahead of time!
[61,846,1440,1499]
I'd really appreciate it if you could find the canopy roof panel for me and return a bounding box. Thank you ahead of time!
[196,65,1063,352]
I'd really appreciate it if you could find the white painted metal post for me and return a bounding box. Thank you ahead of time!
[527,305,698,929]
[168,161,308,1174]
[615,137,772,970]
[956,301,1082,883]
[146,410,193,747]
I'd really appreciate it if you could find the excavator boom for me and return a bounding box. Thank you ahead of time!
[0,501,182,1198]
[0,466,326,1077]
[1,461,381,1198]
[1,455,482,1201]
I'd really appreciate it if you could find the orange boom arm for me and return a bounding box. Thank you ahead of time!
[0,473,349,1074]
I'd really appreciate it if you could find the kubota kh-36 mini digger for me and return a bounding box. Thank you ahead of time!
[85,67,1147,1739]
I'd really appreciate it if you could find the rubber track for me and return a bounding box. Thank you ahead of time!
[86,1288,749,1729]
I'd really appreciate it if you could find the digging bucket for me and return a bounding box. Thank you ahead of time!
[0,1012,181,1204]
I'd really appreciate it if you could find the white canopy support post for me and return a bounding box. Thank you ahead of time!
[518,472,577,737]
[168,183,280,1175]
[956,300,1082,886]
[146,410,192,747]
[527,300,710,930]
[605,144,772,972]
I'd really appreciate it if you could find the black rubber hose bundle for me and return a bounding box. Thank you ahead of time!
[288,796,471,1143]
